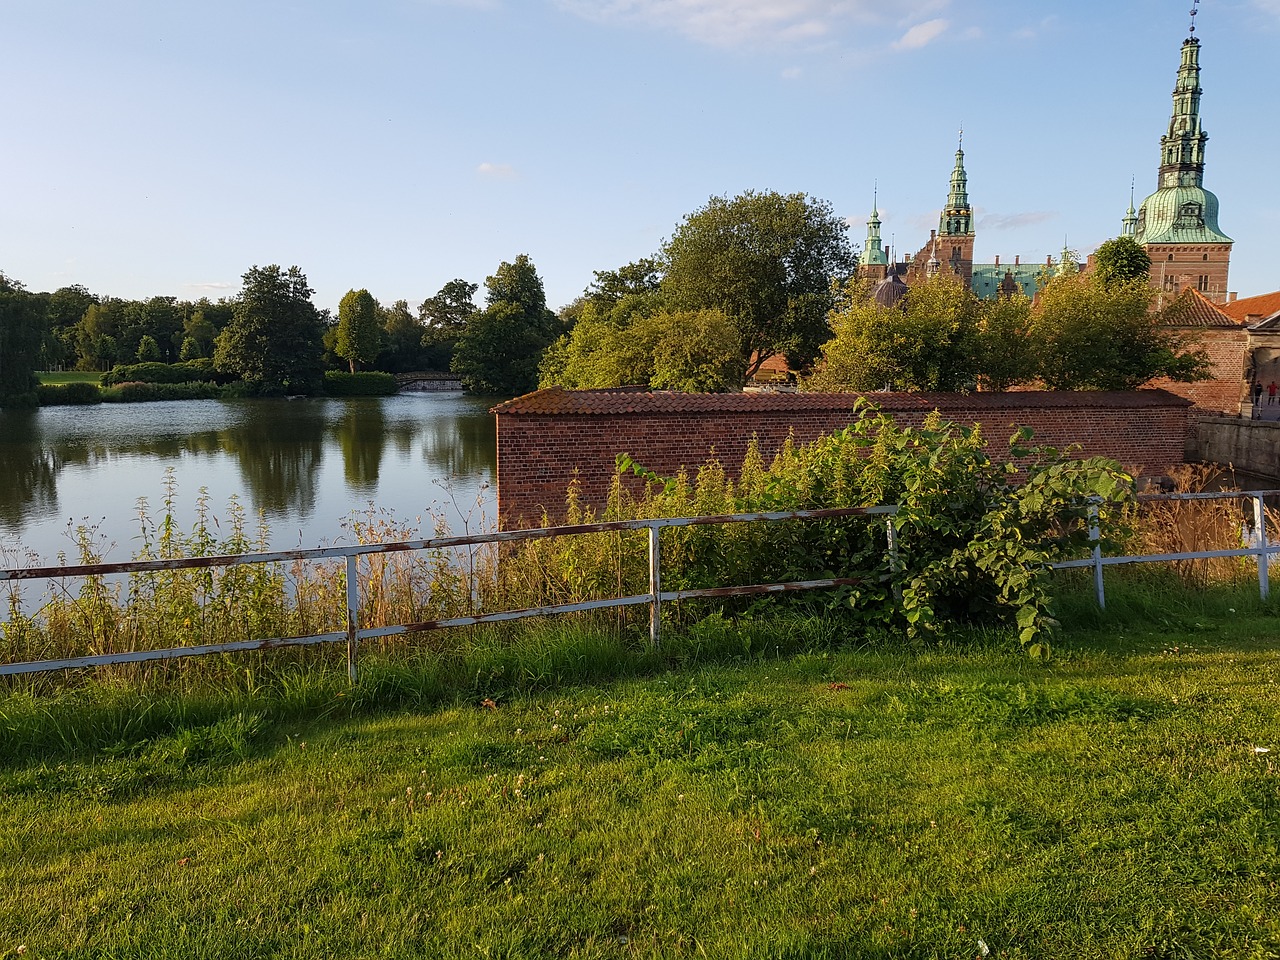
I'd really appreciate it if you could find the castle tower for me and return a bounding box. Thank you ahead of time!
[1134,3,1232,302]
[911,132,975,286]
[1122,181,1138,238]
[858,188,889,281]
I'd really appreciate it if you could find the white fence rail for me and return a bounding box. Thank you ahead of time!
[2,492,1276,681]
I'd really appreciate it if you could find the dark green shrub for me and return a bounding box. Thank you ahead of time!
[322,371,398,397]
[38,382,103,405]
[101,361,234,387]
[103,382,226,403]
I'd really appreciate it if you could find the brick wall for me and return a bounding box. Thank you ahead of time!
[1147,326,1248,415]
[493,388,1192,525]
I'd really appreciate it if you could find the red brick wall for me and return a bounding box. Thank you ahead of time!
[1146,326,1248,415]
[494,390,1191,525]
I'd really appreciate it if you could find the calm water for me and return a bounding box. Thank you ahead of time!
[0,394,498,565]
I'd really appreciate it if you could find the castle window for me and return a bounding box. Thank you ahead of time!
[1203,253,1209,261]
[1168,254,1175,261]
[1198,275,1209,292]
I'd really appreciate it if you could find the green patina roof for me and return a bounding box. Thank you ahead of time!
[1135,185,1232,245]
[970,263,1043,300]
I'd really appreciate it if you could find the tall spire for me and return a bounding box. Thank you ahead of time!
[862,183,888,267]
[939,128,973,237]
[1122,178,1138,236]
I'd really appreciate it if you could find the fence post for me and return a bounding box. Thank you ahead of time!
[1089,499,1106,610]
[346,552,360,684]
[885,515,902,600]
[649,523,661,648]
[1254,494,1270,602]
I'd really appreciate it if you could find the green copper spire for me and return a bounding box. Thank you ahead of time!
[1122,179,1138,236]
[1134,18,1231,245]
[939,130,973,237]
[863,185,888,267]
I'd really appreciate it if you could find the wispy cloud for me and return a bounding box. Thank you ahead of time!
[978,211,1058,231]
[552,0,948,50]
[186,281,236,292]
[780,66,803,80]
[892,18,948,50]
[1252,0,1280,16]
[476,162,517,179]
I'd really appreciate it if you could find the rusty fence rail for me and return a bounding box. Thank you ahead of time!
[3,491,1277,681]
[0,506,899,681]
[1054,489,1280,609]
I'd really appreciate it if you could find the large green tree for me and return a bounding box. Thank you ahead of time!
[336,288,381,373]
[809,273,983,392]
[661,190,855,381]
[0,272,47,405]
[452,255,558,395]
[418,279,477,371]
[1091,236,1152,288]
[1031,273,1207,390]
[214,265,325,395]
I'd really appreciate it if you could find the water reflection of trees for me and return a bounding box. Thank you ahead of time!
[0,412,59,525]
[416,407,496,477]
[333,400,386,491]
[219,401,324,517]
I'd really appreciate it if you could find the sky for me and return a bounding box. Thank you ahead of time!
[2,0,1277,316]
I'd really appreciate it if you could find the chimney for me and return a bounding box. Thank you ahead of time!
[1228,291,1238,303]
[995,255,1000,267]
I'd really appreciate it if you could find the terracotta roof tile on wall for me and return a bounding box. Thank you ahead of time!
[492,386,1191,416]
[1168,288,1247,328]
[1222,290,1280,324]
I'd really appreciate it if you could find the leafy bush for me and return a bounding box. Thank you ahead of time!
[505,400,1133,655]
[101,360,235,387]
[322,371,398,397]
[37,381,103,405]
[103,381,226,403]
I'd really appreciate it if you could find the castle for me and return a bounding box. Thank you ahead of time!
[861,4,1234,306]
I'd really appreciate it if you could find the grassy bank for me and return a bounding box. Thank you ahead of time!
[2,592,1278,959]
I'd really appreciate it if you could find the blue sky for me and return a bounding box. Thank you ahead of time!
[2,0,1276,315]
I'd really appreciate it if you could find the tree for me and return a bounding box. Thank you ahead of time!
[808,272,982,392]
[1092,236,1152,288]
[452,255,559,395]
[0,272,46,404]
[377,299,425,373]
[1030,273,1208,390]
[214,265,325,395]
[647,309,742,392]
[136,334,162,362]
[336,288,381,373]
[418,279,477,371]
[661,190,855,381]
[975,293,1037,391]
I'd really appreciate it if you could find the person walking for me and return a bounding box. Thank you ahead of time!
[1270,381,1278,405]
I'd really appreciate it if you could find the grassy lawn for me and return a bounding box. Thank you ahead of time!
[2,598,1279,958]
[36,371,101,385]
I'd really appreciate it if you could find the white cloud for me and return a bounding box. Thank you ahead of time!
[553,0,948,50]
[186,281,236,292]
[1253,0,1280,16]
[891,18,948,51]
[476,162,517,179]
[781,65,803,80]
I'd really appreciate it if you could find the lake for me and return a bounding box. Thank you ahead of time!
[0,394,498,566]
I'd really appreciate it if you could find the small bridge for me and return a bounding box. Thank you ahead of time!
[395,371,463,393]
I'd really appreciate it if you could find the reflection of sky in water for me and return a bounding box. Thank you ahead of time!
[0,395,497,564]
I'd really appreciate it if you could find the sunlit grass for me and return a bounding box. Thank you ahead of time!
[36,371,101,385]
[2,605,1279,959]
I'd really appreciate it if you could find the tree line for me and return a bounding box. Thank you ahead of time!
[1,189,1206,407]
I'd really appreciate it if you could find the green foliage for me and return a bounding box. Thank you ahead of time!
[975,292,1037,390]
[1092,235,1152,287]
[322,370,399,397]
[1031,272,1209,389]
[214,265,325,395]
[36,381,102,406]
[0,272,47,405]
[662,190,855,380]
[809,272,983,392]
[452,255,559,395]
[336,288,382,373]
[537,404,1133,655]
[103,381,226,402]
[100,360,230,386]
[135,333,162,362]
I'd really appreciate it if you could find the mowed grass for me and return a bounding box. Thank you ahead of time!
[2,601,1279,958]
[36,371,101,385]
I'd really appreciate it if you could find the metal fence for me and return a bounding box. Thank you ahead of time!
[0,506,898,681]
[2,491,1276,681]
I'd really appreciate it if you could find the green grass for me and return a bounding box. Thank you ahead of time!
[2,595,1279,959]
[37,371,101,385]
